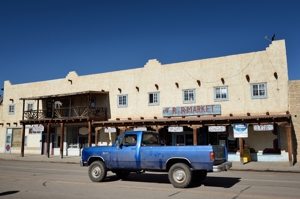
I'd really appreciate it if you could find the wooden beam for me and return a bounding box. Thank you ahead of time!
[60,123,64,159]
[239,138,244,165]
[286,125,293,166]
[88,121,92,147]
[46,123,51,158]
[21,123,26,157]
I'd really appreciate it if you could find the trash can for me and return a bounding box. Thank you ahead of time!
[243,145,251,163]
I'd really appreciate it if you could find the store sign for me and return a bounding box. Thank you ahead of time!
[168,126,183,132]
[134,127,147,131]
[162,104,221,117]
[79,127,88,135]
[233,124,248,138]
[32,124,44,132]
[253,124,274,131]
[208,126,226,132]
[104,127,116,133]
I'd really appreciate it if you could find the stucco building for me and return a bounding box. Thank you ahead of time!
[0,40,298,163]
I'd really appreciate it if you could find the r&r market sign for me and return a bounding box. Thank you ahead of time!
[162,104,221,117]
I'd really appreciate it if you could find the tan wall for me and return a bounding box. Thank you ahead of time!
[0,40,291,152]
[289,80,300,161]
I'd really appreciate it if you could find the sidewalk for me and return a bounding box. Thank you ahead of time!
[0,153,300,173]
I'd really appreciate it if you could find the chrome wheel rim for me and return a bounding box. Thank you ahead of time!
[92,166,101,178]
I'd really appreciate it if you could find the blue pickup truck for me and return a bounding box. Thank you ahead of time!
[80,131,232,188]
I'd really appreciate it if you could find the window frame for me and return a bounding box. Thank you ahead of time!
[117,94,128,108]
[182,89,196,104]
[27,102,34,111]
[251,83,267,99]
[214,86,229,101]
[8,104,15,115]
[148,92,160,106]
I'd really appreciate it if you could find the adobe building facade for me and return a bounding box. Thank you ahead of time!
[0,40,297,163]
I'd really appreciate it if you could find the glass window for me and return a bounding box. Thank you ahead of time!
[118,95,128,107]
[251,83,267,99]
[90,98,96,107]
[214,86,228,101]
[148,92,160,106]
[121,134,137,146]
[142,133,159,146]
[9,104,15,115]
[27,103,34,111]
[182,89,195,103]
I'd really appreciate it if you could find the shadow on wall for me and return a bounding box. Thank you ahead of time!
[291,121,298,164]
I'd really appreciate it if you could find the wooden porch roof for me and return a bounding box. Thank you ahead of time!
[19,90,108,100]
[92,113,291,127]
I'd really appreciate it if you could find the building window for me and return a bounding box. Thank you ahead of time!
[214,86,228,101]
[251,83,267,99]
[182,89,196,104]
[27,102,34,111]
[118,94,128,107]
[9,104,15,115]
[148,92,160,106]
[90,98,96,107]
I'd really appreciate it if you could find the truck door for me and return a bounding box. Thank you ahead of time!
[115,134,139,169]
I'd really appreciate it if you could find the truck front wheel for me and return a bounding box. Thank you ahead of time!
[168,163,192,188]
[88,161,107,182]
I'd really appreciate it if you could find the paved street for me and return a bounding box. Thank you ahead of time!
[1,160,300,199]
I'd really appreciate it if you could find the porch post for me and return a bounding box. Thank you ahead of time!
[88,121,92,147]
[119,127,127,135]
[286,125,293,166]
[239,138,244,165]
[37,99,39,119]
[94,127,101,146]
[46,123,51,158]
[60,123,64,159]
[191,125,202,146]
[21,123,26,157]
[151,125,164,133]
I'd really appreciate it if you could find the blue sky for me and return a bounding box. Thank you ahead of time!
[1,0,299,95]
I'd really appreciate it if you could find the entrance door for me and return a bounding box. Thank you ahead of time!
[5,134,12,154]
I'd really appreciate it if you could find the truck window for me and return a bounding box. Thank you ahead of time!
[142,133,159,146]
[121,135,137,146]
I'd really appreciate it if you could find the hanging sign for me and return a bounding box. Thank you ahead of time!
[32,124,44,132]
[233,124,248,138]
[253,124,274,131]
[134,127,147,131]
[104,127,116,133]
[208,126,226,132]
[168,126,183,132]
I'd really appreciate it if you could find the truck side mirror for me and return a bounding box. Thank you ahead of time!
[116,140,120,150]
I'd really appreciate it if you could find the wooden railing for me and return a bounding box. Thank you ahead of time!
[23,106,107,120]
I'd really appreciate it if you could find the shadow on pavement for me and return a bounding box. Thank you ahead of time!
[104,172,240,188]
[0,191,19,196]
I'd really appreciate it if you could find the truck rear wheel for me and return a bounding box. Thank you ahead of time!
[115,170,130,179]
[168,163,192,188]
[88,161,107,182]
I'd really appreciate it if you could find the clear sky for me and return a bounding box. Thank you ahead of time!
[1,0,299,94]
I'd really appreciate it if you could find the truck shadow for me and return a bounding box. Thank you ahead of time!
[105,173,240,188]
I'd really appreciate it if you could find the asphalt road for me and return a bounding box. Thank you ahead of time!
[0,161,299,199]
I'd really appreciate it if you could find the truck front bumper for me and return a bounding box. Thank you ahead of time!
[80,160,88,167]
[213,161,232,172]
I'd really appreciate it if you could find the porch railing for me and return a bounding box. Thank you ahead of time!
[23,106,107,120]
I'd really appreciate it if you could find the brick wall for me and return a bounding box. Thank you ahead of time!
[289,80,300,162]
